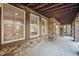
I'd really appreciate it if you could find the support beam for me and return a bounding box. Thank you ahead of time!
[71,24,72,37]
[66,25,67,35]
[74,21,75,41]
[60,24,64,37]
[48,18,57,40]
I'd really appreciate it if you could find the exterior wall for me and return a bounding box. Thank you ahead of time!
[74,13,79,42]
[0,4,61,56]
[72,13,79,42]
[0,5,48,56]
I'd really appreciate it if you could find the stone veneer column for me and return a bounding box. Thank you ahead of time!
[48,18,56,41]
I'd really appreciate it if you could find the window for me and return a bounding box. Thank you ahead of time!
[41,18,47,35]
[1,4,25,44]
[30,13,39,38]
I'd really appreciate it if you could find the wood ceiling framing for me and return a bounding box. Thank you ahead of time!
[10,3,79,24]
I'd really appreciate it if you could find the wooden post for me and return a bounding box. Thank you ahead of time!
[60,24,64,37]
[74,21,75,41]
[71,24,72,37]
[66,25,67,35]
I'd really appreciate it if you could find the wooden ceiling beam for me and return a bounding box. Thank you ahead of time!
[56,18,74,24]
[44,12,78,18]
[33,3,48,10]
[44,10,78,21]
[41,4,77,14]
[43,5,79,15]
[37,3,63,12]
[56,18,73,23]
[26,3,36,7]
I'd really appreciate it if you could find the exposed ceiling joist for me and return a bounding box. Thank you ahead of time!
[43,6,79,15]
[26,3,36,7]
[41,4,77,14]
[33,3,48,9]
[11,3,79,24]
[38,3,63,12]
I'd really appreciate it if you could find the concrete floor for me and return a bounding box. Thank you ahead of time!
[31,36,79,56]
